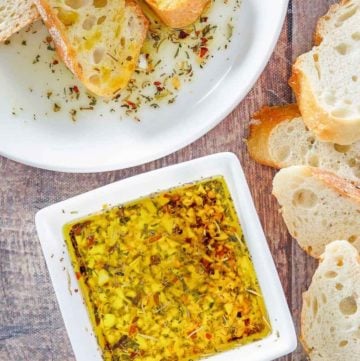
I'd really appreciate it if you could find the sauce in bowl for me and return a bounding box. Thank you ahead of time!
[64,177,271,361]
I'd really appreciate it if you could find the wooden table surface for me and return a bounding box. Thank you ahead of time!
[0,1,336,360]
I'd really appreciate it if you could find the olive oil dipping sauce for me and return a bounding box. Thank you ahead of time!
[64,177,271,361]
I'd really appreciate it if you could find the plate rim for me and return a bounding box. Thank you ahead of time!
[0,0,289,173]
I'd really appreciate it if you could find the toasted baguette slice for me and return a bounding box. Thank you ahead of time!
[272,166,360,258]
[144,0,209,28]
[247,105,360,183]
[34,0,148,97]
[0,1,39,42]
[301,240,360,361]
[289,0,360,145]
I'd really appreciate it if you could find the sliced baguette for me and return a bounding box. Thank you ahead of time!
[272,165,360,258]
[314,0,360,45]
[34,0,148,97]
[301,240,360,361]
[144,0,209,28]
[0,1,40,42]
[247,104,360,183]
[289,0,360,145]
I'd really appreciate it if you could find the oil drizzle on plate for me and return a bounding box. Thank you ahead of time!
[1,0,240,121]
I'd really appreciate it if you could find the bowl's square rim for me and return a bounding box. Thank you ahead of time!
[35,152,297,361]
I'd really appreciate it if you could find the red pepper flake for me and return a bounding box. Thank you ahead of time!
[178,30,189,39]
[153,292,160,305]
[205,333,212,340]
[171,194,180,202]
[129,323,138,336]
[87,235,95,247]
[153,81,164,92]
[184,237,192,244]
[75,272,81,280]
[71,221,91,236]
[147,234,162,243]
[130,350,144,359]
[200,258,213,274]
[73,85,79,93]
[125,100,137,109]
[53,59,59,65]
[201,37,208,45]
[199,47,209,58]
[200,17,208,23]
[215,244,230,258]
[130,351,139,360]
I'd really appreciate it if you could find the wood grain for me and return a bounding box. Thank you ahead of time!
[0,1,337,360]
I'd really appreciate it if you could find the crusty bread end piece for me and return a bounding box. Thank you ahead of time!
[247,104,302,168]
[145,0,209,28]
[0,1,40,42]
[301,240,360,361]
[247,104,360,183]
[272,165,360,258]
[34,0,148,97]
[289,0,360,145]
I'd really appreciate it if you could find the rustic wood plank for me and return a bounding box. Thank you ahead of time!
[0,1,337,360]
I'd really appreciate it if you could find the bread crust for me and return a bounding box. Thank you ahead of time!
[300,291,312,356]
[0,4,40,42]
[145,0,209,28]
[273,165,360,259]
[247,104,301,167]
[289,55,360,145]
[314,0,355,45]
[290,0,360,145]
[34,0,148,97]
[300,241,360,361]
[311,167,360,203]
[34,0,80,76]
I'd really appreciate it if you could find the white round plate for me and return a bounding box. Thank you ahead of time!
[0,0,288,173]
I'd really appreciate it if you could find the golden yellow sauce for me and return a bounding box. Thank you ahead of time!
[64,177,271,361]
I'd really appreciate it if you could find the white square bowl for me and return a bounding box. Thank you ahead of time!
[35,152,297,361]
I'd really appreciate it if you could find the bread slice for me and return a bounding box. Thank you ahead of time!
[34,0,148,97]
[301,240,360,361]
[0,1,40,42]
[144,0,209,28]
[272,165,360,258]
[247,104,360,183]
[289,0,360,145]
[314,0,360,45]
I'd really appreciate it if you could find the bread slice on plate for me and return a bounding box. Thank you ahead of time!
[301,240,360,361]
[0,1,40,42]
[34,0,148,97]
[144,0,209,28]
[272,165,360,258]
[247,104,360,183]
[289,0,360,145]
